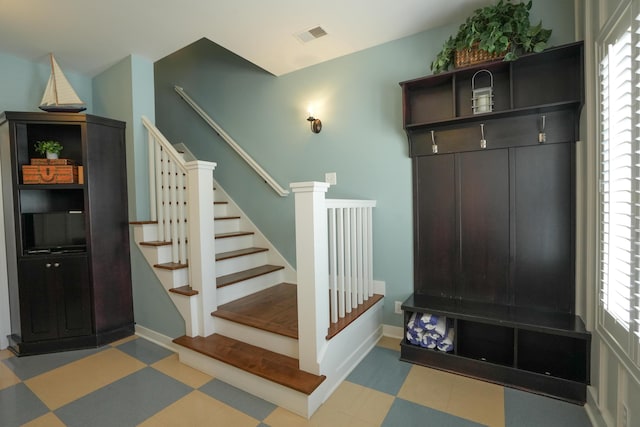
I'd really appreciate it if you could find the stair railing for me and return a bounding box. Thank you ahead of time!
[174,85,289,197]
[291,181,376,374]
[142,116,217,337]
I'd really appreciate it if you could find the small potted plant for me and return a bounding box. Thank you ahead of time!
[431,0,552,73]
[34,140,63,159]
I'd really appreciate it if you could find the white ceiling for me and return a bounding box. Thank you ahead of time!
[0,0,489,77]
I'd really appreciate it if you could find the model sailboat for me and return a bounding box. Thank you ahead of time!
[39,53,86,112]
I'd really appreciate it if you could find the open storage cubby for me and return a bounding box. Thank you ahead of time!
[456,320,514,366]
[399,42,591,404]
[0,112,134,356]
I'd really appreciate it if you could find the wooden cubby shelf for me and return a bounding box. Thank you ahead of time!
[399,41,590,404]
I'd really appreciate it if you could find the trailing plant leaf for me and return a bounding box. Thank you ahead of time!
[430,0,552,73]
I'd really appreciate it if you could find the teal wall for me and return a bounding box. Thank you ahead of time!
[154,0,576,327]
[93,55,185,338]
[0,52,93,113]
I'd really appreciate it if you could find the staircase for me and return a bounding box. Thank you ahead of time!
[134,117,383,418]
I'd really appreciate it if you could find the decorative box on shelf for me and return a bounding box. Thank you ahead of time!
[22,159,79,184]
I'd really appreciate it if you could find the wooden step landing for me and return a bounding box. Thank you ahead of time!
[173,333,325,395]
[216,264,284,288]
[213,283,298,339]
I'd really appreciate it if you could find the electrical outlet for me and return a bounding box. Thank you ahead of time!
[325,172,337,186]
[394,301,402,314]
[622,402,629,427]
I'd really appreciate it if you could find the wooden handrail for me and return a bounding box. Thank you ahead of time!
[174,86,289,197]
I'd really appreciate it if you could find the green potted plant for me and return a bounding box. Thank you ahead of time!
[431,0,552,73]
[35,140,63,159]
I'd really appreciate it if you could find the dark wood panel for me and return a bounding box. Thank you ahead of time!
[56,255,92,338]
[459,150,510,304]
[18,258,58,342]
[513,144,574,312]
[414,155,456,297]
[84,120,133,335]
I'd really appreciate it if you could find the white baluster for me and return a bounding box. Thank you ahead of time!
[328,207,337,324]
[350,207,357,309]
[344,208,352,313]
[148,133,157,222]
[337,207,345,318]
[155,143,165,241]
[170,161,179,263]
[178,171,187,264]
[366,207,374,297]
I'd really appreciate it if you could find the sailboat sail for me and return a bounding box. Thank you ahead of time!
[39,54,86,112]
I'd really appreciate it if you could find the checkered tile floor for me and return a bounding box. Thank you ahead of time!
[0,335,591,426]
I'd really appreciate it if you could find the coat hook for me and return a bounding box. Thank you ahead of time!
[538,115,546,143]
[431,130,438,154]
[480,123,487,149]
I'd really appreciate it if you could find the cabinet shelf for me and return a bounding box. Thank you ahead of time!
[18,184,84,190]
[402,294,588,338]
[404,100,583,131]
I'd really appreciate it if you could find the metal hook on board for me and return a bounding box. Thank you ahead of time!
[431,130,438,154]
[538,115,547,143]
[480,123,487,149]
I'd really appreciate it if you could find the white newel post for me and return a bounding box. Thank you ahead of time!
[185,160,217,337]
[291,181,330,375]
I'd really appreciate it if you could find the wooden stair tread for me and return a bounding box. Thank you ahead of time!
[216,247,268,261]
[169,285,198,296]
[215,216,241,221]
[217,264,284,288]
[215,231,254,239]
[326,294,384,339]
[213,283,298,339]
[214,201,228,205]
[154,262,188,270]
[173,333,325,395]
[130,220,157,225]
[140,240,172,247]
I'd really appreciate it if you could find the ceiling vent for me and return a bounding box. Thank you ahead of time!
[295,26,328,43]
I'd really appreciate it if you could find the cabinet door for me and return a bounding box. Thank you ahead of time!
[18,258,58,342]
[414,154,456,297]
[513,144,573,312]
[55,255,92,338]
[18,255,91,342]
[458,149,510,304]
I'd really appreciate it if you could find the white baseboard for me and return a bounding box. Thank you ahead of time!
[382,324,403,339]
[134,324,179,352]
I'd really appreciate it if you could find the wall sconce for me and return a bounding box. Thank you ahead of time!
[472,69,494,114]
[307,106,322,133]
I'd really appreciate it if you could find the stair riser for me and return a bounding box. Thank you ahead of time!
[215,234,254,254]
[154,267,189,290]
[138,244,173,265]
[214,317,298,358]
[133,223,158,243]
[214,218,240,234]
[213,203,228,217]
[176,348,322,418]
[217,271,285,305]
[216,252,268,277]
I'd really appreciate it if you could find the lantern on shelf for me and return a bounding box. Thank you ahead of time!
[471,69,494,114]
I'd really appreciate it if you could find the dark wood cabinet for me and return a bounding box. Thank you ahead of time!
[0,112,134,356]
[399,42,590,404]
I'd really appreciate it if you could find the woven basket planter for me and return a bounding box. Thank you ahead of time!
[455,43,506,68]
